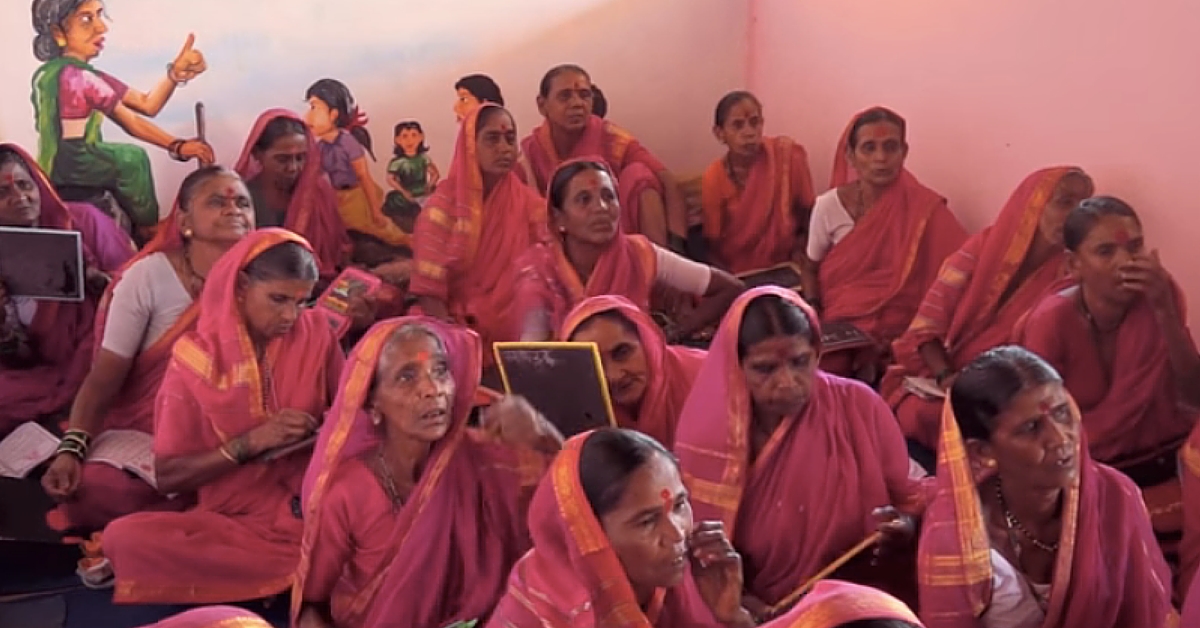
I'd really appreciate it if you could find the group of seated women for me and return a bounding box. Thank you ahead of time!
[1,58,1198,628]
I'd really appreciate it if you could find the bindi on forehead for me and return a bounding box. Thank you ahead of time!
[660,488,672,516]
[1113,228,1131,246]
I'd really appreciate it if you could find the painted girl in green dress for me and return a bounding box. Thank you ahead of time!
[382,120,439,234]
[30,0,213,231]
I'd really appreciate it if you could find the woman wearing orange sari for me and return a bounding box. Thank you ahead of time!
[103,229,344,604]
[804,107,966,380]
[235,108,349,277]
[918,346,1175,628]
[293,317,558,628]
[880,167,1094,452]
[515,159,742,342]
[561,295,705,448]
[675,287,928,620]
[701,91,815,274]
[41,166,254,531]
[766,580,923,628]
[0,144,130,436]
[410,104,549,352]
[487,427,758,628]
[519,64,688,251]
[1014,197,1200,586]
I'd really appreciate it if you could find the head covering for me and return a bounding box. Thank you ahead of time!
[560,295,706,448]
[768,580,922,627]
[234,108,349,275]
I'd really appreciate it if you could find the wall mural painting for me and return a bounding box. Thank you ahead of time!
[30,0,213,242]
[383,120,439,236]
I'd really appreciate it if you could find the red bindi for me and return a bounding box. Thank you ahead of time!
[1114,228,1131,246]
[1038,401,1053,416]
[660,488,672,515]
[415,350,432,363]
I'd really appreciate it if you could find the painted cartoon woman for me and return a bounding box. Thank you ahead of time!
[304,78,410,247]
[382,120,440,234]
[30,0,213,234]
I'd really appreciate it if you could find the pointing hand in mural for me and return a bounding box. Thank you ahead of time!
[169,34,207,84]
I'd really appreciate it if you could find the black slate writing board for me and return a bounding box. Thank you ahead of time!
[736,262,803,291]
[0,227,84,301]
[820,320,874,352]
[493,342,616,438]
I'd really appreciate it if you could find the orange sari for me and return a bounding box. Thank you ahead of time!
[701,136,815,273]
[294,317,546,628]
[881,167,1080,449]
[560,295,705,448]
[410,104,550,351]
[486,431,723,628]
[918,398,1176,627]
[820,110,967,361]
[103,229,344,604]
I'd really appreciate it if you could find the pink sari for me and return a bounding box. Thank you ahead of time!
[560,295,705,448]
[293,316,546,628]
[881,167,1081,449]
[701,136,815,273]
[519,115,666,235]
[103,229,345,604]
[234,108,349,278]
[674,286,927,606]
[486,431,723,628]
[820,110,967,356]
[514,161,658,338]
[918,397,1176,627]
[140,606,272,628]
[0,144,109,435]
[410,104,549,352]
[765,580,922,628]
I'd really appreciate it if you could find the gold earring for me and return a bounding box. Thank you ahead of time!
[182,227,194,238]
[985,459,997,468]
[55,37,66,47]
[371,410,382,426]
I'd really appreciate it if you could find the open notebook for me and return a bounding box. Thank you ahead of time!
[0,423,157,489]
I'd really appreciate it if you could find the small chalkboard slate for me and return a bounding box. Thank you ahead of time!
[0,478,80,589]
[820,321,875,352]
[737,262,803,291]
[493,342,616,438]
[0,227,84,301]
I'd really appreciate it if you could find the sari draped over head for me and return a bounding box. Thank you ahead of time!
[103,228,345,605]
[234,108,349,277]
[514,160,658,339]
[701,136,816,274]
[293,316,546,628]
[410,103,550,352]
[139,606,273,628]
[1184,573,1200,627]
[559,296,705,448]
[881,167,1081,448]
[765,580,923,628]
[486,431,722,628]
[674,287,928,606]
[0,144,104,434]
[820,109,967,349]
[917,396,1177,628]
[519,115,666,235]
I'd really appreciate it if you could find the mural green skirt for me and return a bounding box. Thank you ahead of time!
[52,138,160,227]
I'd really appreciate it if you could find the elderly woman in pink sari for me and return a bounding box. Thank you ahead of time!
[803,107,966,380]
[487,427,760,628]
[561,295,706,448]
[235,108,349,277]
[918,346,1175,628]
[675,287,928,620]
[293,317,559,628]
[102,229,344,604]
[410,104,549,353]
[518,64,688,251]
[42,166,252,531]
[515,159,742,342]
[0,143,132,437]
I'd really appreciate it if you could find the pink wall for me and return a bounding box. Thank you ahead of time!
[748,0,1200,330]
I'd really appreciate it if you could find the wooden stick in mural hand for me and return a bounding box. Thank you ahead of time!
[195,102,206,170]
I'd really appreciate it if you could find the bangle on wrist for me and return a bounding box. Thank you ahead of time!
[165,62,188,86]
[167,139,187,162]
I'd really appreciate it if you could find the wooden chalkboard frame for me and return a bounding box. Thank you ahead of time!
[736,261,804,292]
[493,341,617,436]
